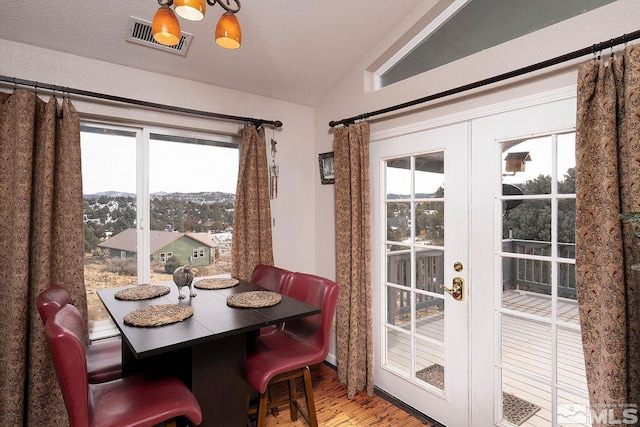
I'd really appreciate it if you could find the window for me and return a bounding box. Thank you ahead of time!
[376,0,616,88]
[81,123,239,322]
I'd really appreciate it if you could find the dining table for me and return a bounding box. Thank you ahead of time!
[98,278,321,427]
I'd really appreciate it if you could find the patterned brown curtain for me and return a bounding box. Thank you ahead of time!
[575,44,640,420]
[0,90,86,426]
[334,121,374,399]
[231,125,274,281]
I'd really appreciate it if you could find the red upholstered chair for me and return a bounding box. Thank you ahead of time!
[36,285,122,383]
[246,272,340,427]
[251,264,294,336]
[45,304,203,427]
[251,264,293,293]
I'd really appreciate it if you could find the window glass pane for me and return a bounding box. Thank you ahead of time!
[149,133,238,282]
[380,0,615,87]
[81,126,137,322]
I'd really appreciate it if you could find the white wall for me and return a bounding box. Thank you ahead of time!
[313,0,640,281]
[0,40,317,275]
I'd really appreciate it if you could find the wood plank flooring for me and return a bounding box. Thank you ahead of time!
[252,363,433,427]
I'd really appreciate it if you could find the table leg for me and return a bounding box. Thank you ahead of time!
[192,334,247,427]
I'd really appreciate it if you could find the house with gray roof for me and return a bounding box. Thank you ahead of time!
[99,229,218,267]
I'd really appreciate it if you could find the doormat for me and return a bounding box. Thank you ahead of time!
[415,364,540,426]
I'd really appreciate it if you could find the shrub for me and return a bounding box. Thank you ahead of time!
[164,255,183,274]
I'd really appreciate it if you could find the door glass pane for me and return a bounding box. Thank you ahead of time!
[81,126,137,322]
[414,201,444,246]
[558,198,576,259]
[557,326,587,391]
[386,156,411,196]
[502,314,551,380]
[387,201,411,242]
[416,338,445,392]
[414,152,444,196]
[501,370,550,426]
[386,244,411,286]
[557,262,577,303]
[503,199,552,254]
[557,133,576,195]
[385,327,411,376]
[502,135,552,194]
[415,247,444,293]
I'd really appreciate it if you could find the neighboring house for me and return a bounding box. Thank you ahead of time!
[99,228,218,267]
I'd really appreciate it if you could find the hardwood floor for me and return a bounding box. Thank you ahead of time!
[251,363,434,427]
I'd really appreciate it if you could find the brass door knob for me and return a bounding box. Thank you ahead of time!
[440,277,464,301]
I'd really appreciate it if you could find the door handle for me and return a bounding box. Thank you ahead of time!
[440,277,464,301]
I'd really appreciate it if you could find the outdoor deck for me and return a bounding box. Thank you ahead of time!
[386,290,589,426]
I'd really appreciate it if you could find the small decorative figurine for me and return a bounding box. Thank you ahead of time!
[173,265,196,299]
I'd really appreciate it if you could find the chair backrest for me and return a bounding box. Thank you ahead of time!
[45,304,90,427]
[282,272,340,355]
[251,264,293,293]
[36,285,72,324]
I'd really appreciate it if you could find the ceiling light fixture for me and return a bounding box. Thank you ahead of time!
[152,0,242,49]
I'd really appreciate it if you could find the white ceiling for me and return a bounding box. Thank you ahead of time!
[0,0,425,106]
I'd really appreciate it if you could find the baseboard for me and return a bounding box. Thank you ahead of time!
[321,361,445,427]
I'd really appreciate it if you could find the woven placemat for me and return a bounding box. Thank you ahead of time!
[194,278,239,290]
[123,304,194,327]
[226,291,281,308]
[115,285,170,301]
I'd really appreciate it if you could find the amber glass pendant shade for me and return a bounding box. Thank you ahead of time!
[174,0,206,21]
[152,5,181,46]
[215,12,241,49]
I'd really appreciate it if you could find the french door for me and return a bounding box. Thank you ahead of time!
[371,123,470,426]
[371,93,587,426]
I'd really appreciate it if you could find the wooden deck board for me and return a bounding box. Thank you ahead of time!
[385,290,588,426]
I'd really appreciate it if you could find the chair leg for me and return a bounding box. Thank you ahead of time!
[287,377,298,421]
[267,383,280,416]
[301,366,318,427]
[256,389,269,427]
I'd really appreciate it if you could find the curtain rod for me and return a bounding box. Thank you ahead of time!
[0,74,283,129]
[329,29,640,128]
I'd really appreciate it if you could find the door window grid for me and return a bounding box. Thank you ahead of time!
[383,153,446,395]
[497,132,588,426]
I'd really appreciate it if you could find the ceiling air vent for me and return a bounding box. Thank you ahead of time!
[126,16,193,56]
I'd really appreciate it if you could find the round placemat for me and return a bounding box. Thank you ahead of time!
[194,278,239,290]
[226,291,281,308]
[115,285,171,301]
[123,304,194,327]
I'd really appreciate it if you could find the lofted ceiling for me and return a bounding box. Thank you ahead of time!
[0,0,425,106]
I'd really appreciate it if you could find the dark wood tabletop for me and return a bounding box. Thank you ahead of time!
[98,280,320,358]
[98,279,321,427]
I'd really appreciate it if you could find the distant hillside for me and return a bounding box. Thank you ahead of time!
[84,191,235,203]
[83,191,236,253]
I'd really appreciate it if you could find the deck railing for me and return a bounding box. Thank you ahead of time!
[386,239,576,324]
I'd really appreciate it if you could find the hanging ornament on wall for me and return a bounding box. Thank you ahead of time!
[269,137,279,199]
